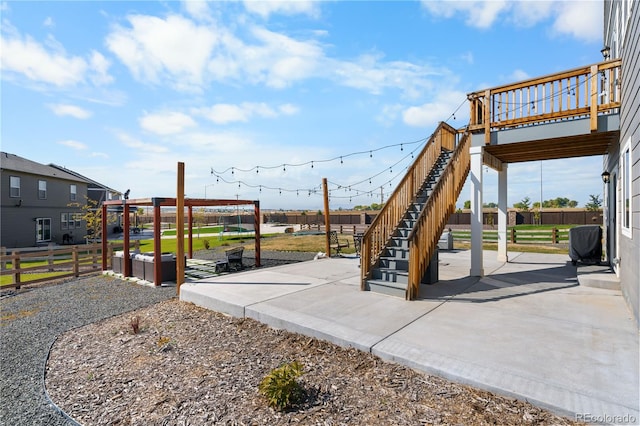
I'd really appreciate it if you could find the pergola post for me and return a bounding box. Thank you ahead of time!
[153,198,162,286]
[123,202,131,277]
[322,178,331,256]
[254,201,261,267]
[187,205,193,259]
[101,203,108,271]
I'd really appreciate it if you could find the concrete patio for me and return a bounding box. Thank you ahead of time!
[180,250,639,425]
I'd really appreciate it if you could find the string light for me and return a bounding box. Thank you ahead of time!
[210,135,427,177]
[208,94,474,203]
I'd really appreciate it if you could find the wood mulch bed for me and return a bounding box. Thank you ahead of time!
[46,299,582,425]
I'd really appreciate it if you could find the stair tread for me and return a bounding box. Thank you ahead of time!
[374,267,408,274]
[367,279,406,289]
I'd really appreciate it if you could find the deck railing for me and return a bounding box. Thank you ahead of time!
[468,59,622,143]
[406,131,471,299]
[360,122,459,291]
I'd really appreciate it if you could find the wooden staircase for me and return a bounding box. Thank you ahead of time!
[361,122,471,299]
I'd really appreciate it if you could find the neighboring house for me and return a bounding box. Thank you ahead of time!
[0,152,120,248]
[49,163,121,210]
[602,0,639,325]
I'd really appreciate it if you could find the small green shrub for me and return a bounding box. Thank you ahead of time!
[203,239,210,250]
[259,361,304,410]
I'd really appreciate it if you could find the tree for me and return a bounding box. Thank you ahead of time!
[463,200,471,209]
[513,197,531,211]
[585,194,603,211]
[69,197,117,243]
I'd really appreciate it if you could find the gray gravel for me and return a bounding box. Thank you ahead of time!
[0,250,315,425]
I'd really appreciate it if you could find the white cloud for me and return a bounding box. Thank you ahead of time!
[106,14,218,91]
[48,103,92,119]
[43,17,55,28]
[139,111,197,135]
[194,102,299,124]
[402,90,468,127]
[240,26,324,88]
[243,0,320,19]
[116,131,170,153]
[422,0,601,41]
[278,103,299,115]
[509,69,530,82]
[89,152,109,159]
[332,54,441,98]
[0,32,87,86]
[376,104,404,127]
[422,0,508,29]
[58,140,88,150]
[460,52,474,65]
[551,1,601,42]
[182,0,212,21]
[0,24,114,88]
[89,50,113,85]
[105,11,445,97]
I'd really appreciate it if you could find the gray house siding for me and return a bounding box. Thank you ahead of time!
[1,153,89,248]
[609,0,639,325]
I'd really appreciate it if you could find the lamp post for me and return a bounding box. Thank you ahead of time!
[204,183,215,199]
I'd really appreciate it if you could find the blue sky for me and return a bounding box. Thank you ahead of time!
[1,0,607,211]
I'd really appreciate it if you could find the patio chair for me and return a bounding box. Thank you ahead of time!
[329,230,349,256]
[225,246,244,271]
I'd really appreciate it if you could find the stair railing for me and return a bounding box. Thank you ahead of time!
[406,130,471,299]
[360,122,458,290]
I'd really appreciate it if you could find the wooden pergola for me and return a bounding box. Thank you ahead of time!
[101,197,261,286]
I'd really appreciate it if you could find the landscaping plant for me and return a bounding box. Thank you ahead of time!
[259,361,305,410]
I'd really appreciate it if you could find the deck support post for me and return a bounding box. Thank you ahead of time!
[497,165,509,262]
[470,146,484,277]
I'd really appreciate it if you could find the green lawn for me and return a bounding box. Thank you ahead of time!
[160,225,251,236]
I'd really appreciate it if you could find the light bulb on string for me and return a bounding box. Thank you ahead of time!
[340,156,343,164]
[311,161,314,169]
[400,144,403,151]
[231,167,234,175]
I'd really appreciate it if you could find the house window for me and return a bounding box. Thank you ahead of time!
[10,176,20,197]
[36,218,51,242]
[70,184,77,201]
[61,213,82,230]
[621,138,632,238]
[38,180,47,199]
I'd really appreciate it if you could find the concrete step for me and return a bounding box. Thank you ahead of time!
[577,264,621,290]
[366,279,407,298]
